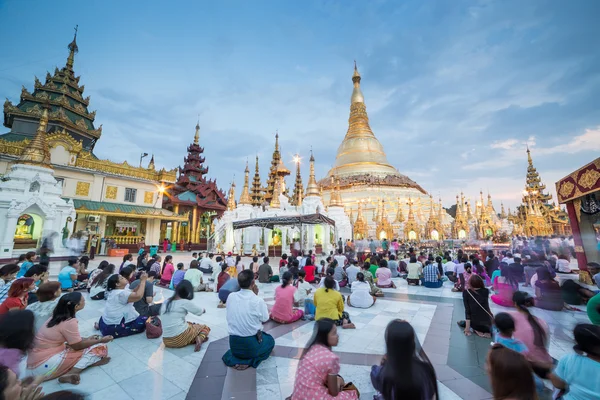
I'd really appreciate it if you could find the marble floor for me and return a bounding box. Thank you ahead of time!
[32,253,590,400]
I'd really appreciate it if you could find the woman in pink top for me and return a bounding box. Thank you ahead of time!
[291,319,358,399]
[270,272,304,324]
[160,255,175,286]
[510,292,553,368]
[375,259,396,288]
[27,292,113,384]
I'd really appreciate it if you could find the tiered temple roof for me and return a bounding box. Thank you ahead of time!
[291,155,304,206]
[163,123,227,212]
[3,28,102,151]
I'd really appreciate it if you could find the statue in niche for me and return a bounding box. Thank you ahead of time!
[29,181,40,193]
[15,214,34,239]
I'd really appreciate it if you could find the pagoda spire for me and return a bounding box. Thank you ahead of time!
[65,25,79,73]
[394,198,405,223]
[264,132,283,204]
[455,195,463,217]
[438,197,444,222]
[270,177,281,208]
[20,103,51,167]
[329,176,343,207]
[226,179,236,211]
[194,121,200,145]
[500,202,507,219]
[305,150,320,197]
[147,154,155,170]
[291,154,304,206]
[239,161,252,205]
[250,155,263,206]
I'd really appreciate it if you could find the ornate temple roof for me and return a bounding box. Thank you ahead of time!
[3,28,101,151]
[320,64,426,194]
[163,123,227,212]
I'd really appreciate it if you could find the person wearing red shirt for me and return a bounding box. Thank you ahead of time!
[303,259,317,283]
[279,254,288,269]
[0,278,34,314]
[216,264,230,292]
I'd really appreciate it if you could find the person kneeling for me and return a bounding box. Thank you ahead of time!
[375,259,396,289]
[270,272,304,324]
[222,270,274,370]
[160,280,211,351]
[27,293,113,384]
[314,276,355,329]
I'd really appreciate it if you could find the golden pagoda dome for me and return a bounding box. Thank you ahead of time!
[320,63,425,193]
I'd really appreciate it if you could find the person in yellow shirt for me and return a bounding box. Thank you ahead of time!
[313,276,355,329]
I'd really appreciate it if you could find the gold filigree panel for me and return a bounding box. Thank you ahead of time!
[558,181,575,199]
[144,191,154,204]
[75,181,90,197]
[105,186,118,200]
[578,169,600,189]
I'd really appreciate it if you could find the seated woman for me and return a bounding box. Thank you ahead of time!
[160,280,211,351]
[491,262,507,290]
[290,319,359,399]
[472,259,492,286]
[216,263,230,292]
[303,259,317,284]
[26,282,62,332]
[27,292,113,384]
[160,255,175,286]
[270,272,304,324]
[120,265,135,283]
[172,262,186,288]
[555,255,572,274]
[0,278,34,314]
[561,279,597,306]
[76,256,90,282]
[361,262,383,297]
[371,320,438,400]
[97,272,149,338]
[314,277,355,329]
[406,255,422,286]
[318,268,341,291]
[534,267,563,311]
[491,265,519,307]
[88,263,115,300]
[87,261,108,291]
[217,275,241,308]
[347,272,376,308]
[0,310,35,376]
[376,259,396,289]
[458,275,493,338]
[421,260,443,288]
[57,258,80,292]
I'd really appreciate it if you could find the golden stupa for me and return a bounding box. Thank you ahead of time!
[319,63,443,239]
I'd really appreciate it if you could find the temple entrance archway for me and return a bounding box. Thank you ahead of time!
[408,230,417,240]
[458,229,466,239]
[13,209,45,250]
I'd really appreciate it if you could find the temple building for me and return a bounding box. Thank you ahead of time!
[0,32,184,257]
[318,64,453,241]
[212,138,351,255]
[161,122,227,249]
[510,149,570,236]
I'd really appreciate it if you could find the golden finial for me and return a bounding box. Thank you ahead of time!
[193,120,200,145]
[227,178,237,211]
[351,61,364,103]
[239,161,252,205]
[305,150,320,197]
[147,154,155,170]
[66,25,79,72]
[20,102,51,167]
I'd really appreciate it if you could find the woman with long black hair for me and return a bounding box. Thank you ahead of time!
[510,291,553,370]
[27,292,112,384]
[290,319,358,399]
[270,271,303,324]
[371,320,438,400]
[487,344,537,400]
[160,280,210,351]
[88,263,115,300]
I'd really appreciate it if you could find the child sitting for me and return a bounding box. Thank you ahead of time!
[493,312,528,353]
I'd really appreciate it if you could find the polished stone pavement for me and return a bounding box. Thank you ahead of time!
[33,253,589,399]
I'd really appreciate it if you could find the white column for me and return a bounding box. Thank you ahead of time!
[281,229,288,255]
[263,228,270,255]
[0,214,18,256]
[323,224,330,254]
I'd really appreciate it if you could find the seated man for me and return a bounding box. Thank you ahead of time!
[184,260,212,292]
[130,271,161,316]
[222,270,274,369]
[199,253,215,274]
[258,257,276,283]
[217,274,241,308]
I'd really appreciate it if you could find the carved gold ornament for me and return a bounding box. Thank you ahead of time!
[558,181,575,199]
[144,191,154,204]
[75,181,90,196]
[578,169,600,190]
[105,186,118,200]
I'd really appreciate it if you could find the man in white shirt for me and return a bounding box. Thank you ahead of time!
[443,256,456,279]
[345,261,360,285]
[199,253,215,274]
[222,270,274,370]
[334,249,347,269]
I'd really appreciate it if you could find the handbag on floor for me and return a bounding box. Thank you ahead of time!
[145,316,163,339]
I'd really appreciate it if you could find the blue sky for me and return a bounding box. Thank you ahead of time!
[1,0,599,209]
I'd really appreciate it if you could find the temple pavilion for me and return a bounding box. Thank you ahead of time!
[161,123,227,249]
